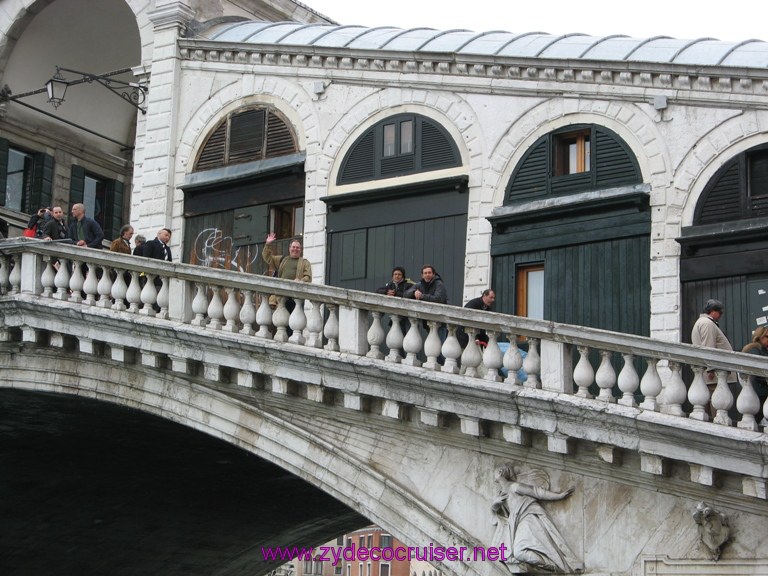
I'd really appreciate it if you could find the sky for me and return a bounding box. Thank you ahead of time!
[304,0,766,43]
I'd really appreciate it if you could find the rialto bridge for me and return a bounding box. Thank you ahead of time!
[1,240,767,576]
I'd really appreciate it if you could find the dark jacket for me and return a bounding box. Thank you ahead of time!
[68,217,104,249]
[133,244,145,257]
[376,278,415,298]
[457,296,493,347]
[404,274,448,304]
[42,218,69,241]
[142,238,172,261]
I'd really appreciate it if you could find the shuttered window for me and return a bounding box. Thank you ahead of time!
[337,114,460,185]
[694,145,768,225]
[505,125,641,203]
[193,106,297,171]
[0,138,54,213]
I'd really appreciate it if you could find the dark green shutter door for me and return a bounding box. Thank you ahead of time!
[505,139,548,201]
[69,165,85,220]
[104,179,124,240]
[29,153,54,214]
[0,138,8,207]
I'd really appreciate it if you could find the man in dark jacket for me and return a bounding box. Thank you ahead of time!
[376,266,415,298]
[457,289,496,347]
[42,206,70,241]
[404,265,448,303]
[142,228,173,261]
[68,203,104,248]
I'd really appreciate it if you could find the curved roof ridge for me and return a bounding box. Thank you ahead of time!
[207,19,259,41]
[716,38,765,65]
[492,31,548,56]
[242,21,286,42]
[308,24,368,44]
[622,35,674,60]
[670,37,719,62]
[275,23,314,43]
[378,27,438,49]
[416,28,473,51]
[577,34,630,59]
[342,26,401,47]
[454,30,510,52]
[534,32,590,57]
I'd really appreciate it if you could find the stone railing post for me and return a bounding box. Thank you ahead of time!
[168,276,193,323]
[339,305,368,355]
[540,339,573,393]
[20,251,44,295]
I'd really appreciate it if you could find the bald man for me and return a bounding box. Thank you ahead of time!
[68,203,105,249]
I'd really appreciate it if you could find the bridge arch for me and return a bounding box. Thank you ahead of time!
[0,345,489,576]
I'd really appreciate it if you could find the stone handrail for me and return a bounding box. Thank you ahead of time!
[1,238,767,435]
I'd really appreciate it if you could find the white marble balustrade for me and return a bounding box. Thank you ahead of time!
[1,240,767,433]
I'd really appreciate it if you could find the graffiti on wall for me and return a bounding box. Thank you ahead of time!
[193,228,262,273]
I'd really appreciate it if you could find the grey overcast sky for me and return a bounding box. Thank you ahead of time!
[305,0,766,43]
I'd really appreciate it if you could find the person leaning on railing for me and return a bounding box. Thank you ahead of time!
[262,232,311,310]
[741,326,768,418]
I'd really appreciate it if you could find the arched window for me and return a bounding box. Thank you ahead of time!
[505,124,641,203]
[337,113,460,184]
[194,106,298,171]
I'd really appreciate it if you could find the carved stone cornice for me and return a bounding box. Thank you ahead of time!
[147,2,195,32]
[177,39,768,105]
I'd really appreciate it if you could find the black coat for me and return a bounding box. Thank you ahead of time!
[142,238,172,261]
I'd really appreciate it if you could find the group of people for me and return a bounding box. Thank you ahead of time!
[691,298,768,408]
[25,204,174,263]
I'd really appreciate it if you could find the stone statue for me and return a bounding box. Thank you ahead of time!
[491,462,583,574]
[693,502,730,560]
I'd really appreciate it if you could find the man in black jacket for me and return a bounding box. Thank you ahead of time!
[142,228,173,261]
[42,206,70,241]
[68,203,104,248]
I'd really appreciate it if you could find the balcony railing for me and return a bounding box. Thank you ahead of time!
[1,239,767,435]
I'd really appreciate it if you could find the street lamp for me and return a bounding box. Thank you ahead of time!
[45,68,68,109]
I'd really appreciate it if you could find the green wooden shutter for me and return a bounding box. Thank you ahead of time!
[69,164,85,224]
[0,138,8,207]
[104,179,124,240]
[505,138,548,202]
[29,153,54,213]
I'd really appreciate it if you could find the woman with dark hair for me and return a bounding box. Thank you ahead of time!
[376,266,414,298]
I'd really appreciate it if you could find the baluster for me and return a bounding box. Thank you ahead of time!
[385,315,404,363]
[522,338,541,388]
[305,300,324,348]
[573,346,595,398]
[156,277,169,319]
[111,269,128,311]
[503,338,524,385]
[736,373,760,431]
[461,328,483,377]
[483,331,503,382]
[423,321,443,371]
[240,290,256,336]
[8,256,21,294]
[222,287,240,333]
[126,271,142,313]
[402,318,422,367]
[82,264,98,306]
[595,350,617,402]
[323,304,339,351]
[207,287,225,330]
[139,274,158,316]
[711,369,733,426]
[763,390,768,429]
[191,283,209,326]
[97,266,113,308]
[41,258,56,298]
[441,325,462,374]
[617,353,639,407]
[639,357,662,411]
[54,259,71,301]
[255,294,273,339]
[69,261,85,303]
[288,299,307,345]
[272,297,291,342]
[663,362,686,416]
[0,256,9,294]
[367,311,386,359]
[688,365,710,421]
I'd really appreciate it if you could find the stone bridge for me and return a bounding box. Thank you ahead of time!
[1,240,767,576]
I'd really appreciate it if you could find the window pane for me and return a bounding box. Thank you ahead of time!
[527,269,545,319]
[383,124,396,157]
[6,149,33,211]
[380,534,392,548]
[400,120,413,154]
[380,566,390,576]
[84,174,107,229]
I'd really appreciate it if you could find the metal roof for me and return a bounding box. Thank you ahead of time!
[197,21,768,68]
